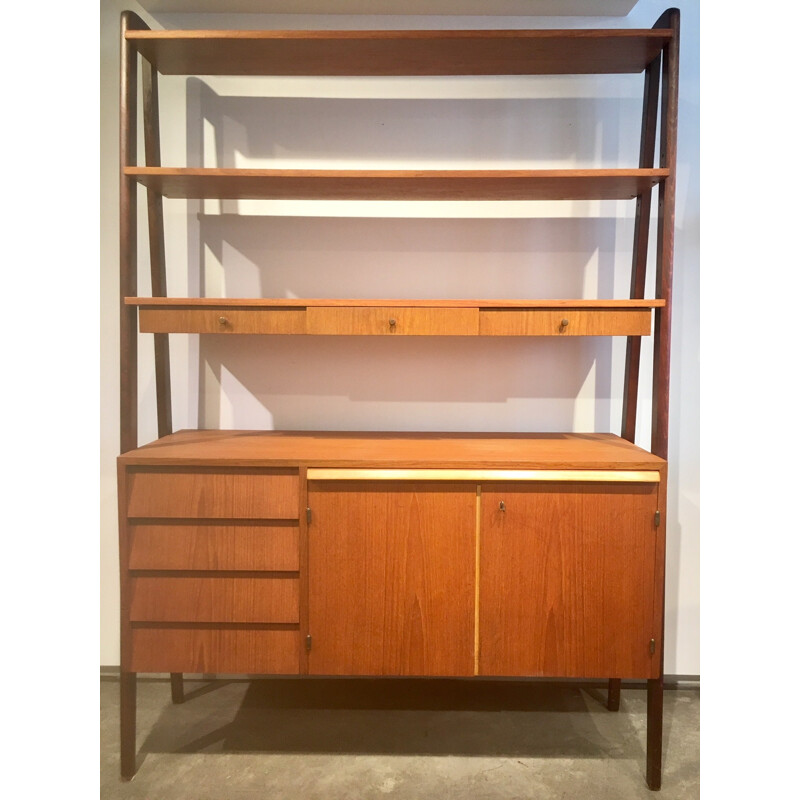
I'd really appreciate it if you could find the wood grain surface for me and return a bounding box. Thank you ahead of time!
[119,430,666,470]
[129,628,300,674]
[126,28,671,76]
[127,298,665,308]
[307,482,475,676]
[139,307,306,334]
[126,167,667,201]
[306,306,478,335]
[128,522,299,571]
[478,483,659,678]
[479,308,652,336]
[125,468,299,519]
[129,576,299,623]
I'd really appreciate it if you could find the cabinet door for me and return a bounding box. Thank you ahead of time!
[308,481,476,676]
[479,483,659,679]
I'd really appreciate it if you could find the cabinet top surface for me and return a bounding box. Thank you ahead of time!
[126,28,671,76]
[119,430,665,469]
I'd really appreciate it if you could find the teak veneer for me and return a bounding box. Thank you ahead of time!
[117,8,680,791]
[126,298,665,337]
[125,167,668,201]
[126,28,672,76]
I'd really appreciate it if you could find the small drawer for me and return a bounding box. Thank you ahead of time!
[307,306,478,335]
[138,307,306,334]
[479,309,652,336]
[129,628,300,674]
[128,522,299,571]
[129,576,300,623]
[126,468,299,519]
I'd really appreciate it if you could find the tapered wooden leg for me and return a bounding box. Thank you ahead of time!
[607,678,621,711]
[646,677,663,790]
[170,672,184,704]
[120,671,137,780]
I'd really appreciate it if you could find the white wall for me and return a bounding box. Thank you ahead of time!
[100,0,699,674]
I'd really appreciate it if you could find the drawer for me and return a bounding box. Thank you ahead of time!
[138,307,306,334]
[129,628,300,674]
[126,468,299,519]
[129,576,299,623]
[307,306,478,335]
[479,309,652,336]
[128,522,299,571]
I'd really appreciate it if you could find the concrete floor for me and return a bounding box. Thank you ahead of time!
[100,676,699,799]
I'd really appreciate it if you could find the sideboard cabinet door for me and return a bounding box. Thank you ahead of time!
[307,481,476,676]
[478,482,660,679]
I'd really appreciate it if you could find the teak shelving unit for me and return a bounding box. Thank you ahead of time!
[117,9,679,790]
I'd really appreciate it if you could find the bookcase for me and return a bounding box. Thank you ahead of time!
[117,8,679,790]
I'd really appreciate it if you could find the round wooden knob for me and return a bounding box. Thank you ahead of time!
[219,316,228,326]
[560,318,569,328]
[389,318,397,327]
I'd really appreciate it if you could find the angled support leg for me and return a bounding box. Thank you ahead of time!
[647,677,664,790]
[607,678,621,711]
[120,672,137,780]
[170,672,185,704]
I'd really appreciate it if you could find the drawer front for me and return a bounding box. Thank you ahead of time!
[129,577,299,623]
[138,307,306,334]
[479,309,652,336]
[128,522,299,571]
[126,469,299,519]
[307,306,478,335]
[129,628,300,674]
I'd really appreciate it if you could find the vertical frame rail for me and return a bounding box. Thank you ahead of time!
[647,8,680,792]
[621,56,661,444]
[142,59,173,439]
[651,8,680,462]
[119,10,150,780]
[120,10,145,455]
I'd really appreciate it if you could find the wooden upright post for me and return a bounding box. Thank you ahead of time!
[646,7,680,792]
[651,8,680,463]
[119,10,150,779]
[119,10,142,456]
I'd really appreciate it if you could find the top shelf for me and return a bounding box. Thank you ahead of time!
[126,28,671,76]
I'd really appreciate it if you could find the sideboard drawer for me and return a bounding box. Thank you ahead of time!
[126,469,299,519]
[479,308,652,336]
[129,628,300,674]
[129,576,300,623]
[128,522,300,571]
[307,306,478,335]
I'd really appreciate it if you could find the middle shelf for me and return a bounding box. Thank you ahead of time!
[126,298,665,336]
[126,167,668,201]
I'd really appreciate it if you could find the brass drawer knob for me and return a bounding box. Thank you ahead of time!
[560,318,569,331]
[389,318,397,327]
[219,316,228,326]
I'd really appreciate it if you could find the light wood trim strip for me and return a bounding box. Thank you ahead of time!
[306,468,660,483]
[474,485,481,677]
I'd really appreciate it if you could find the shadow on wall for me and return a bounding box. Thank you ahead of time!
[162,76,653,433]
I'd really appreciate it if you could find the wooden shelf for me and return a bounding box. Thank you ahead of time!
[126,297,664,308]
[137,2,640,18]
[127,297,663,337]
[127,28,670,76]
[126,168,667,201]
[119,430,666,470]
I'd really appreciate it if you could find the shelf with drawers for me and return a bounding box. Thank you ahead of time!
[127,297,664,336]
[116,8,680,791]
